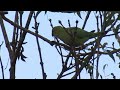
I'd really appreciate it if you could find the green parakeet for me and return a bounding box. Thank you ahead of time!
[52,26,100,47]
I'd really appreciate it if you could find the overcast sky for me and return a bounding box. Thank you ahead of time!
[0,11,120,79]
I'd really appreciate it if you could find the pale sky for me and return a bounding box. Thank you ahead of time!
[0,11,120,79]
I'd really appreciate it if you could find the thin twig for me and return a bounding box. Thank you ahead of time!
[13,11,34,66]
[0,56,4,79]
[96,15,100,79]
[33,12,47,79]
[12,11,19,55]
[4,58,9,70]
[57,52,71,79]
[82,11,91,30]
[0,14,14,79]
[54,38,64,65]
[0,42,4,79]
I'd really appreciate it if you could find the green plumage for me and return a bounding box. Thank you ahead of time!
[52,26,98,47]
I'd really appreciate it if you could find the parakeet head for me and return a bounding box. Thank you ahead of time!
[52,26,63,37]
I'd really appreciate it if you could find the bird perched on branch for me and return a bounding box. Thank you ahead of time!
[52,26,105,47]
